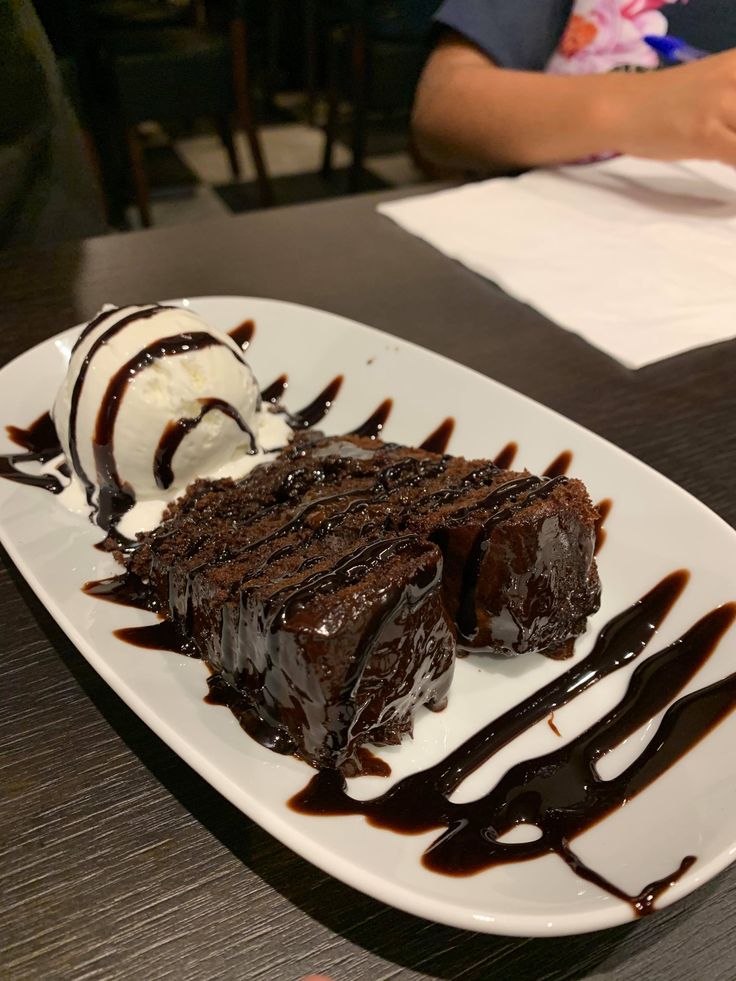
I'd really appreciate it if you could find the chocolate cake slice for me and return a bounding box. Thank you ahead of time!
[126,433,601,770]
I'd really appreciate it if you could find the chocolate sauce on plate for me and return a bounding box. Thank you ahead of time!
[6,411,60,454]
[349,399,393,439]
[261,374,288,404]
[543,450,573,478]
[114,620,199,656]
[228,319,255,349]
[1,411,65,493]
[595,499,613,555]
[288,376,344,430]
[420,418,455,454]
[493,442,518,469]
[83,571,156,610]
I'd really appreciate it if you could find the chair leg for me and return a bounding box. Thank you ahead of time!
[216,113,241,180]
[320,25,341,177]
[230,16,273,207]
[125,124,152,227]
[304,0,318,126]
[349,17,368,193]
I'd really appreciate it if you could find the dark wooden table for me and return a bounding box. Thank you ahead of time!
[2,188,736,981]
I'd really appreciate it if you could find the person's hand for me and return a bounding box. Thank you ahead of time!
[615,48,736,164]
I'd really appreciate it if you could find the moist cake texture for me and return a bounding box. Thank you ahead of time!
[126,433,601,770]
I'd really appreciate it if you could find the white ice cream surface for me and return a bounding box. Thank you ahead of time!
[52,304,293,536]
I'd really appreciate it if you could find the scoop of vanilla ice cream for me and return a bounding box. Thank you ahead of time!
[53,304,263,520]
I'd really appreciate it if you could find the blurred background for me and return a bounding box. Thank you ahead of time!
[28,0,443,235]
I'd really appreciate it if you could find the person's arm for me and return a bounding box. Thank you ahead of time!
[412,34,736,174]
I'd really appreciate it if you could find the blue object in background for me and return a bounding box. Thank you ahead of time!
[644,35,710,64]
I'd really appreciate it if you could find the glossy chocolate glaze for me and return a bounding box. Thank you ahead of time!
[204,671,296,754]
[290,572,736,913]
[1,412,65,493]
[454,475,562,642]
[420,418,455,454]
[261,374,288,404]
[228,319,255,349]
[154,397,257,490]
[493,442,518,469]
[205,674,392,775]
[543,450,573,478]
[220,534,455,769]
[349,399,393,440]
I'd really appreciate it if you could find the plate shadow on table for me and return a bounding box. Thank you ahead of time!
[4,553,723,981]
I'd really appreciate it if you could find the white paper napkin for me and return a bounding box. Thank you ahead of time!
[378,157,736,368]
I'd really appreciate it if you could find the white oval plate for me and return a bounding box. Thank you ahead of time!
[1,296,735,938]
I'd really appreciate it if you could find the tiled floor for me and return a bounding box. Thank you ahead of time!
[125,102,428,230]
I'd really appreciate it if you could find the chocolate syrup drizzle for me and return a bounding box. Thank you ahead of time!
[287,376,344,430]
[67,306,170,507]
[71,304,140,354]
[420,417,455,454]
[92,330,249,531]
[261,374,288,404]
[543,450,573,478]
[83,570,155,609]
[349,399,393,439]
[289,572,736,915]
[1,412,65,493]
[493,442,518,469]
[228,319,255,349]
[153,397,257,490]
[595,499,613,556]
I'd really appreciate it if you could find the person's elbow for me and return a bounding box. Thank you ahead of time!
[411,38,498,174]
[411,48,464,170]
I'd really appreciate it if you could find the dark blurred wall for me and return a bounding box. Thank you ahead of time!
[1,0,106,248]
